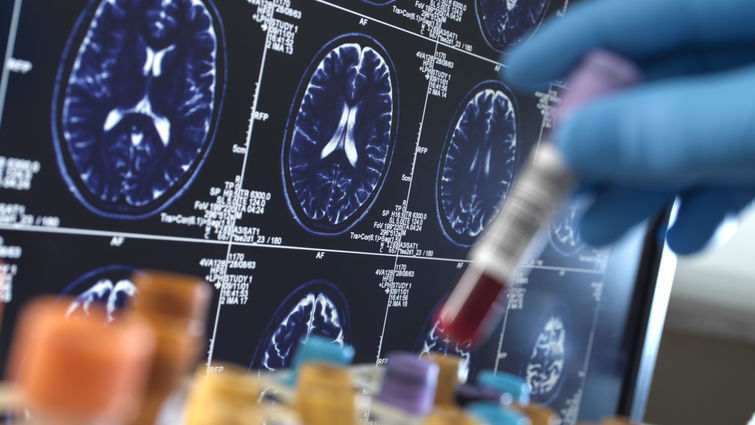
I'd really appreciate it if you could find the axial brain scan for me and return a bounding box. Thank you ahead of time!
[437,81,518,247]
[251,280,351,372]
[62,265,137,321]
[417,298,474,381]
[549,198,588,256]
[524,303,569,403]
[283,34,397,235]
[53,0,224,218]
[476,0,550,51]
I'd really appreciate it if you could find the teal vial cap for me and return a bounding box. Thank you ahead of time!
[467,402,531,425]
[290,335,355,384]
[476,370,531,405]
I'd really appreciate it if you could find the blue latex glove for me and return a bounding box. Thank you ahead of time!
[504,0,755,254]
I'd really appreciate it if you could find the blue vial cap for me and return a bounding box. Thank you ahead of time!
[290,335,355,384]
[476,370,530,405]
[467,402,531,425]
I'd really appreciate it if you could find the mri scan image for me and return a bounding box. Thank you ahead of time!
[282,34,398,235]
[61,265,137,321]
[522,302,570,404]
[549,198,589,256]
[250,280,351,372]
[476,0,550,51]
[437,81,518,247]
[416,297,475,381]
[52,0,225,218]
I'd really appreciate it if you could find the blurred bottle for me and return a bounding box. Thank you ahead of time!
[423,353,463,408]
[128,270,212,425]
[183,363,302,425]
[294,363,356,425]
[6,297,155,425]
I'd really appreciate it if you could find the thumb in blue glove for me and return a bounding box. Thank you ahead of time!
[504,0,755,254]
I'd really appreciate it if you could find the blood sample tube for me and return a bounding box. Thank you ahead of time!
[7,297,156,425]
[128,270,212,425]
[437,50,643,345]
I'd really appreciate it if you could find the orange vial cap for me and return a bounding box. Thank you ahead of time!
[9,297,155,424]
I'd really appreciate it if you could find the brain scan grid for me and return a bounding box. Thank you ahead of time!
[0,0,643,422]
[437,81,518,247]
[417,298,474,381]
[283,34,397,235]
[476,0,551,51]
[62,265,138,321]
[251,280,351,372]
[53,0,225,218]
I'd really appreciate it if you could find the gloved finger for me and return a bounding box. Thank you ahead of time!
[666,188,755,254]
[578,187,673,247]
[556,65,755,186]
[504,0,755,90]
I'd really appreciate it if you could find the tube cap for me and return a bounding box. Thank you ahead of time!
[467,402,532,425]
[513,404,560,425]
[130,271,212,425]
[9,297,155,422]
[377,352,438,415]
[424,353,463,406]
[295,363,355,425]
[477,370,530,405]
[131,270,212,325]
[290,335,355,384]
[184,364,265,425]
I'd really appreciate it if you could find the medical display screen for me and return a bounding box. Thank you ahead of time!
[0,0,656,422]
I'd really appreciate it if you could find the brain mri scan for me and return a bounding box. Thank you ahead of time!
[282,34,398,235]
[522,302,570,404]
[61,265,138,321]
[437,81,518,247]
[416,297,475,381]
[250,280,351,372]
[476,0,550,51]
[549,197,589,256]
[52,0,225,218]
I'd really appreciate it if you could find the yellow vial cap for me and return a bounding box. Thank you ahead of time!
[295,363,356,425]
[424,408,481,425]
[184,364,264,425]
[424,353,463,407]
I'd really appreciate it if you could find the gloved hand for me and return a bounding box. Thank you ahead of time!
[504,0,755,254]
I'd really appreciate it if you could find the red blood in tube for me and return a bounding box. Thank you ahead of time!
[436,269,507,346]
